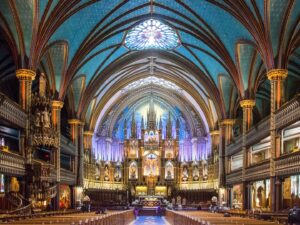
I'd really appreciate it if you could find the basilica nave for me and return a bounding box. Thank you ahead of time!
[0,0,299,224]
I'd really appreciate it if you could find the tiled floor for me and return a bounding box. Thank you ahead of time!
[132,216,168,225]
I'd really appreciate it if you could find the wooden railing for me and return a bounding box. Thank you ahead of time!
[226,169,242,185]
[84,179,126,190]
[0,150,25,176]
[244,160,270,181]
[177,179,219,190]
[4,210,134,225]
[275,150,300,176]
[0,92,27,128]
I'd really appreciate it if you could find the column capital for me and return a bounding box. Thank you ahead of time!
[240,99,255,108]
[16,69,36,80]
[220,119,235,126]
[84,131,94,136]
[51,100,64,109]
[68,119,84,125]
[267,69,288,81]
[209,130,220,136]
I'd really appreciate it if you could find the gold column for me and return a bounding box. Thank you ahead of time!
[209,130,220,176]
[16,69,36,163]
[219,119,234,187]
[51,101,64,182]
[83,131,93,179]
[240,99,255,210]
[267,69,288,212]
[68,119,84,186]
[16,69,36,113]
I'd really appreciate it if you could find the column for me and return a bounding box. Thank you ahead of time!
[209,130,220,176]
[51,100,64,209]
[78,123,84,186]
[219,119,234,187]
[68,119,84,186]
[83,131,93,179]
[16,69,36,164]
[267,69,288,212]
[240,99,255,210]
[16,69,36,113]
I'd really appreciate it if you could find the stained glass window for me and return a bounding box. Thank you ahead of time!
[125,19,180,50]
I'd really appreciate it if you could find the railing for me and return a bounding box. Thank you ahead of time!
[84,179,126,190]
[226,169,242,185]
[61,168,76,185]
[244,160,270,181]
[0,92,27,128]
[226,94,300,158]
[275,151,300,176]
[6,192,22,208]
[177,179,219,190]
[0,150,25,175]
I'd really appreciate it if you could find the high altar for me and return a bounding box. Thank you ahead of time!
[124,99,178,198]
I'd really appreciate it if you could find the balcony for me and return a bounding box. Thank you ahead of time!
[177,179,219,190]
[0,150,25,175]
[0,93,27,128]
[275,151,300,176]
[83,179,126,190]
[60,168,76,185]
[226,169,242,185]
[244,159,270,181]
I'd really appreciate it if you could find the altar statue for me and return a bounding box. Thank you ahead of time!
[182,166,188,181]
[42,109,51,128]
[177,195,182,205]
[104,165,110,181]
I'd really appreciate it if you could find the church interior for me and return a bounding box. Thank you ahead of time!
[0,0,299,224]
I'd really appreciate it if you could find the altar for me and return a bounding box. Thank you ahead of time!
[141,196,161,207]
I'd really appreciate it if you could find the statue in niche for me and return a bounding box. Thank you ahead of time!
[104,165,110,181]
[182,166,188,181]
[172,197,175,205]
[114,166,122,182]
[165,162,173,179]
[129,163,137,179]
[39,73,47,97]
[182,197,187,206]
[41,108,51,128]
[34,109,41,127]
[177,195,182,205]
[95,166,100,180]
[193,165,200,181]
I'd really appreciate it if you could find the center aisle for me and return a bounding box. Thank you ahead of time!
[132,216,169,225]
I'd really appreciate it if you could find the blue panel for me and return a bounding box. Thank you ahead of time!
[183,0,252,59]
[15,0,34,56]
[77,47,116,85]
[50,0,121,63]
[0,1,20,52]
[189,47,228,85]
[270,0,289,56]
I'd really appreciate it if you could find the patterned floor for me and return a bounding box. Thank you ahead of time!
[132,216,168,225]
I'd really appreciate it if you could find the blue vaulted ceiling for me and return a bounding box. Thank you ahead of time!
[0,0,299,128]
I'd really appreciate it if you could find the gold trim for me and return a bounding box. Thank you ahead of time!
[84,131,94,136]
[240,99,255,108]
[16,69,36,80]
[209,130,220,136]
[267,69,288,81]
[51,100,64,109]
[68,119,84,125]
[220,119,235,126]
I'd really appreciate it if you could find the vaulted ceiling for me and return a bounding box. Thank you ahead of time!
[0,0,299,133]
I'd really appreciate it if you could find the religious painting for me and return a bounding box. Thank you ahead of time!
[59,184,71,209]
[143,153,159,176]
